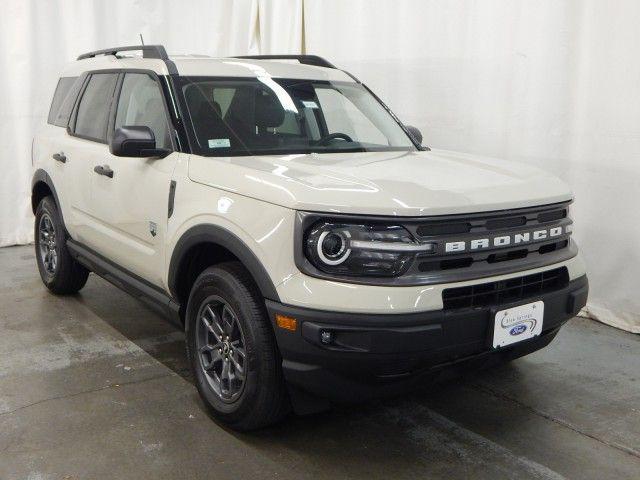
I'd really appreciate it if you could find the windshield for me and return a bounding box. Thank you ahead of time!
[179,77,416,156]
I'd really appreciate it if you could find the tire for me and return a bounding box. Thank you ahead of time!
[34,196,89,294]
[185,262,289,431]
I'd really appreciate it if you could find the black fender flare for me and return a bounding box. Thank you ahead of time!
[168,224,281,303]
[31,169,67,229]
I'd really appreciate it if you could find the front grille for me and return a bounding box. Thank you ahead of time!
[442,267,569,310]
[400,201,574,282]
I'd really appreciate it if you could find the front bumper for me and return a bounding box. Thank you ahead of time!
[267,274,588,402]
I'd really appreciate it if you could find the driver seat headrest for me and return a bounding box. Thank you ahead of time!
[254,90,285,128]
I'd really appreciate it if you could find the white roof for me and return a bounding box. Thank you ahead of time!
[62,54,354,82]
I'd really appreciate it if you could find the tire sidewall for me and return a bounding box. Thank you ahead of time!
[186,267,268,423]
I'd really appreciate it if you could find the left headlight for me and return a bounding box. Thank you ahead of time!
[304,221,434,277]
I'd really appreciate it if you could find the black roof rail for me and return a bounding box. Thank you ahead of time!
[232,55,337,69]
[77,44,178,75]
[77,44,169,61]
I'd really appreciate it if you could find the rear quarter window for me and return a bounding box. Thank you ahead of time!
[47,77,81,127]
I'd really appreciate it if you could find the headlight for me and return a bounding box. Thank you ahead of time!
[304,221,435,277]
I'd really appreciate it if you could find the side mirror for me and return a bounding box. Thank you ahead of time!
[110,126,171,158]
[405,125,423,146]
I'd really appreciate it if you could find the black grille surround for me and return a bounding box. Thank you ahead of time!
[442,267,570,310]
[295,201,577,286]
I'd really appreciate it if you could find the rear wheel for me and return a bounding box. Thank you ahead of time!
[185,262,289,431]
[34,196,89,294]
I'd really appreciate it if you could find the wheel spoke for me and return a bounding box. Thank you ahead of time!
[232,345,246,362]
[202,306,224,343]
[230,349,245,380]
[210,306,227,339]
[202,349,222,371]
[220,359,231,394]
[50,251,57,271]
[221,305,235,335]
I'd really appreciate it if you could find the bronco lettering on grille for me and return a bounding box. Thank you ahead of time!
[445,226,567,253]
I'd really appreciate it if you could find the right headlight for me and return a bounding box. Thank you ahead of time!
[304,221,435,277]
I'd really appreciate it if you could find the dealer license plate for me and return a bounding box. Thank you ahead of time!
[493,301,544,348]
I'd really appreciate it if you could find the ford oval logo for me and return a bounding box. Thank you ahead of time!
[510,325,527,336]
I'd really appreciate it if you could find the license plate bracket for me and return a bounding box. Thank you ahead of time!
[491,301,544,348]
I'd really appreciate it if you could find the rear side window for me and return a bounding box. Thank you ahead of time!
[74,73,118,142]
[47,77,81,127]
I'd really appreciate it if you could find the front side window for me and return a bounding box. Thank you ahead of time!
[74,73,118,142]
[115,73,170,149]
[180,77,416,156]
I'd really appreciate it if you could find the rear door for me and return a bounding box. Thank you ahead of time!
[35,76,84,237]
[86,71,179,286]
[62,72,119,244]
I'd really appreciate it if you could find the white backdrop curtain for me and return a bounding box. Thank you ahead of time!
[0,0,638,333]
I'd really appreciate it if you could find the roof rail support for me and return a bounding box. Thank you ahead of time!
[77,44,178,75]
[232,55,337,69]
[77,45,169,61]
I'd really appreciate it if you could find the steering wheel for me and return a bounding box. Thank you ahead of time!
[316,132,354,145]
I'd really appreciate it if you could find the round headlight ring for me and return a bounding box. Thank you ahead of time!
[317,230,351,265]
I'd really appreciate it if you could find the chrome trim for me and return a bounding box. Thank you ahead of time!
[349,240,435,252]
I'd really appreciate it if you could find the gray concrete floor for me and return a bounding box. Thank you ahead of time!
[0,245,638,480]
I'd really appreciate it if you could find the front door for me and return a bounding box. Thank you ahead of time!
[87,72,179,287]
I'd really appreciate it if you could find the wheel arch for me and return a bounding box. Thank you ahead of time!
[31,169,67,230]
[168,224,281,308]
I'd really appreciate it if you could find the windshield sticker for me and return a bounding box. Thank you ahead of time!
[208,138,231,148]
[301,100,319,109]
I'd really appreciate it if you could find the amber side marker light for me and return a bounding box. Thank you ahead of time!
[276,314,297,331]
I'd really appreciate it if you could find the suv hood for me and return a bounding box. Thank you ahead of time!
[188,149,572,216]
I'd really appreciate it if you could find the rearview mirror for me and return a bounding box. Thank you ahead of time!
[110,126,171,158]
[405,125,423,145]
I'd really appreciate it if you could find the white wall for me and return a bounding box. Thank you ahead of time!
[0,0,637,331]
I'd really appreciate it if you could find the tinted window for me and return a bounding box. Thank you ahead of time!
[74,73,118,142]
[48,77,80,127]
[115,73,169,149]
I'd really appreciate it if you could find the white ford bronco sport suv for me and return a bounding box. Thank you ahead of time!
[32,45,588,431]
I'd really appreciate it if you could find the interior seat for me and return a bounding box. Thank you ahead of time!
[185,87,233,149]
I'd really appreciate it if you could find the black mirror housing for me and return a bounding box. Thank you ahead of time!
[405,125,423,146]
[110,126,170,158]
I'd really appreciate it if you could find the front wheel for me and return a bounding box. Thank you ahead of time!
[185,262,289,431]
[34,196,89,294]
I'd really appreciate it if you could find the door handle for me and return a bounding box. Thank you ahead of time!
[93,165,114,178]
[52,152,67,163]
